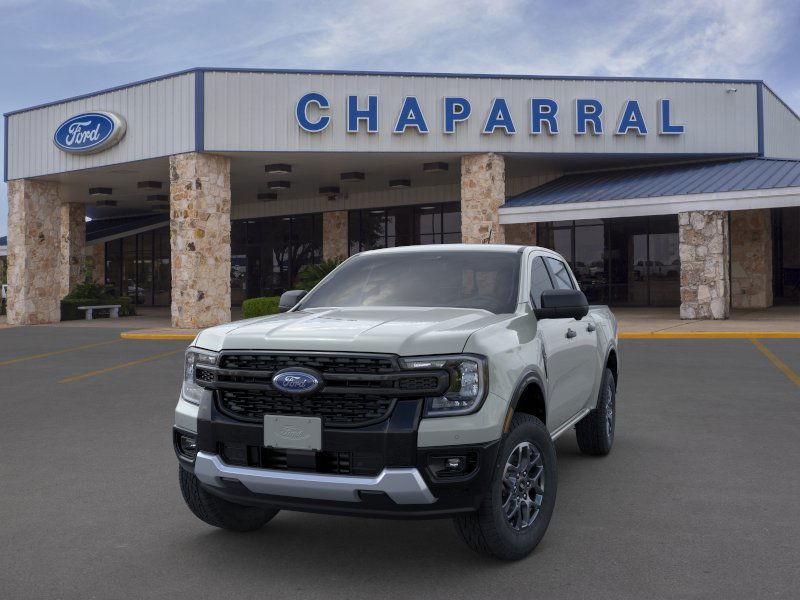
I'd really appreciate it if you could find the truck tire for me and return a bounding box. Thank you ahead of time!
[179,468,279,532]
[575,367,616,456]
[453,414,557,560]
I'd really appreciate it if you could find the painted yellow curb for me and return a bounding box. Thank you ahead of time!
[121,332,196,340]
[620,331,800,339]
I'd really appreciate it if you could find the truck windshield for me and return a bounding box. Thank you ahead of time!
[298,251,521,314]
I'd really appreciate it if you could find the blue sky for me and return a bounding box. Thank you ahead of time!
[2,0,799,237]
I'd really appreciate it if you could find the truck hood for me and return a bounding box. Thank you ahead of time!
[193,307,508,355]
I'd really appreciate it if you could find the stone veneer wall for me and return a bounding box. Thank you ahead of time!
[59,202,86,298]
[679,210,730,319]
[461,153,506,244]
[323,210,349,260]
[169,152,231,328]
[730,209,773,309]
[503,223,537,246]
[6,179,62,325]
[86,243,105,285]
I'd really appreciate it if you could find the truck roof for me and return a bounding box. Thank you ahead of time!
[357,244,531,256]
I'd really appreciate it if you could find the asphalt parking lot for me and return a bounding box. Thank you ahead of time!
[1,325,799,600]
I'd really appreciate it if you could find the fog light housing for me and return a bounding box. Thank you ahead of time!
[428,452,478,478]
[444,456,465,472]
[178,434,198,459]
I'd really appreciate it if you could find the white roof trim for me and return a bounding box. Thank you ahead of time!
[499,185,800,223]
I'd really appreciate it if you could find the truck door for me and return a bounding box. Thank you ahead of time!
[541,256,599,422]
[530,255,596,431]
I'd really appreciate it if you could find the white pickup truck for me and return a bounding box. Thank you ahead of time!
[174,244,619,560]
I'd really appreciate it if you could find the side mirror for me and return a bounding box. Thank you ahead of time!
[533,289,589,320]
[279,290,308,312]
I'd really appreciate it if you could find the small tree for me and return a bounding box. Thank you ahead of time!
[296,258,343,291]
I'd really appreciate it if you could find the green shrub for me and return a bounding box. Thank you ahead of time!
[60,297,136,321]
[242,296,281,319]
[296,258,343,291]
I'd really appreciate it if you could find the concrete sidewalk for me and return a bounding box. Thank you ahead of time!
[118,305,800,340]
[2,305,797,339]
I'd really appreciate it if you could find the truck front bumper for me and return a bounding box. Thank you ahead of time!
[175,394,501,519]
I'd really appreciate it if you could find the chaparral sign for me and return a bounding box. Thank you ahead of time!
[295,94,685,137]
[53,111,127,154]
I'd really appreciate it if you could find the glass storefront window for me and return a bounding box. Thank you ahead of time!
[537,215,679,307]
[349,202,461,252]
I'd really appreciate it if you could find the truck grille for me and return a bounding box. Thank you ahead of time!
[201,352,448,427]
[218,389,396,427]
[218,442,384,476]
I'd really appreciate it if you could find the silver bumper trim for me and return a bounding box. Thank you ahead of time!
[194,452,437,505]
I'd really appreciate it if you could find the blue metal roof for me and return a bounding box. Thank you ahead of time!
[503,158,800,208]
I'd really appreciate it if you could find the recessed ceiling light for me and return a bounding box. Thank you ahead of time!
[422,162,449,173]
[146,194,169,202]
[268,180,291,190]
[319,186,340,195]
[257,192,278,201]
[89,187,112,196]
[388,179,411,188]
[150,203,169,211]
[95,199,117,207]
[265,163,292,174]
[340,172,365,182]
[137,181,163,189]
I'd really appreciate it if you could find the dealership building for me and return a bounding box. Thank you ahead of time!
[3,68,799,327]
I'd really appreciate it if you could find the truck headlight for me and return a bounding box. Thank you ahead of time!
[400,355,488,417]
[181,348,218,405]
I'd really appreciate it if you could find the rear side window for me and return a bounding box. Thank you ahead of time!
[530,256,554,308]
[545,257,575,290]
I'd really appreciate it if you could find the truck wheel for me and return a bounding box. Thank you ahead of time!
[454,414,557,560]
[575,367,616,456]
[179,468,279,532]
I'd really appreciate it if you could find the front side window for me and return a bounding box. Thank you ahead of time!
[545,257,575,290]
[299,251,521,314]
[530,256,554,308]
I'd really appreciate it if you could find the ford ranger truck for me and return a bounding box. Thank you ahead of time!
[174,244,619,560]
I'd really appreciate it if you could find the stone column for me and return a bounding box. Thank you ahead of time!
[169,152,231,328]
[323,210,349,260]
[679,210,730,319]
[503,222,537,246]
[59,202,86,298]
[86,243,105,285]
[461,153,506,244]
[730,209,773,309]
[6,179,62,325]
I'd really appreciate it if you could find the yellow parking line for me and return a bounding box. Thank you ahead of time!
[0,339,121,367]
[750,339,800,388]
[121,332,195,340]
[59,348,184,384]
[621,332,800,339]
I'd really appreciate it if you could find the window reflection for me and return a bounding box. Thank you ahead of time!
[349,202,461,252]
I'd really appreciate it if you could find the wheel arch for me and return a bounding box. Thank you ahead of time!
[504,371,547,432]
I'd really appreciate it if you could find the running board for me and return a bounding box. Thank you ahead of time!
[550,408,591,441]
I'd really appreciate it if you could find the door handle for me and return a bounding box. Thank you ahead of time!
[587,322,596,332]
[566,328,577,339]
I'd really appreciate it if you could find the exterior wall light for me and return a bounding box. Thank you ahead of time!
[340,172,365,182]
[265,164,292,174]
[146,194,169,202]
[137,181,163,189]
[89,187,113,196]
[95,199,117,207]
[268,181,291,190]
[388,179,411,188]
[257,192,278,201]
[422,162,449,173]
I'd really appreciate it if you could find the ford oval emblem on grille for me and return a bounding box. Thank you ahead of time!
[272,369,322,395]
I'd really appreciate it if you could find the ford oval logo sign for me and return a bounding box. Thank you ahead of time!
[272,369,321,395]
[53,111,126,154]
